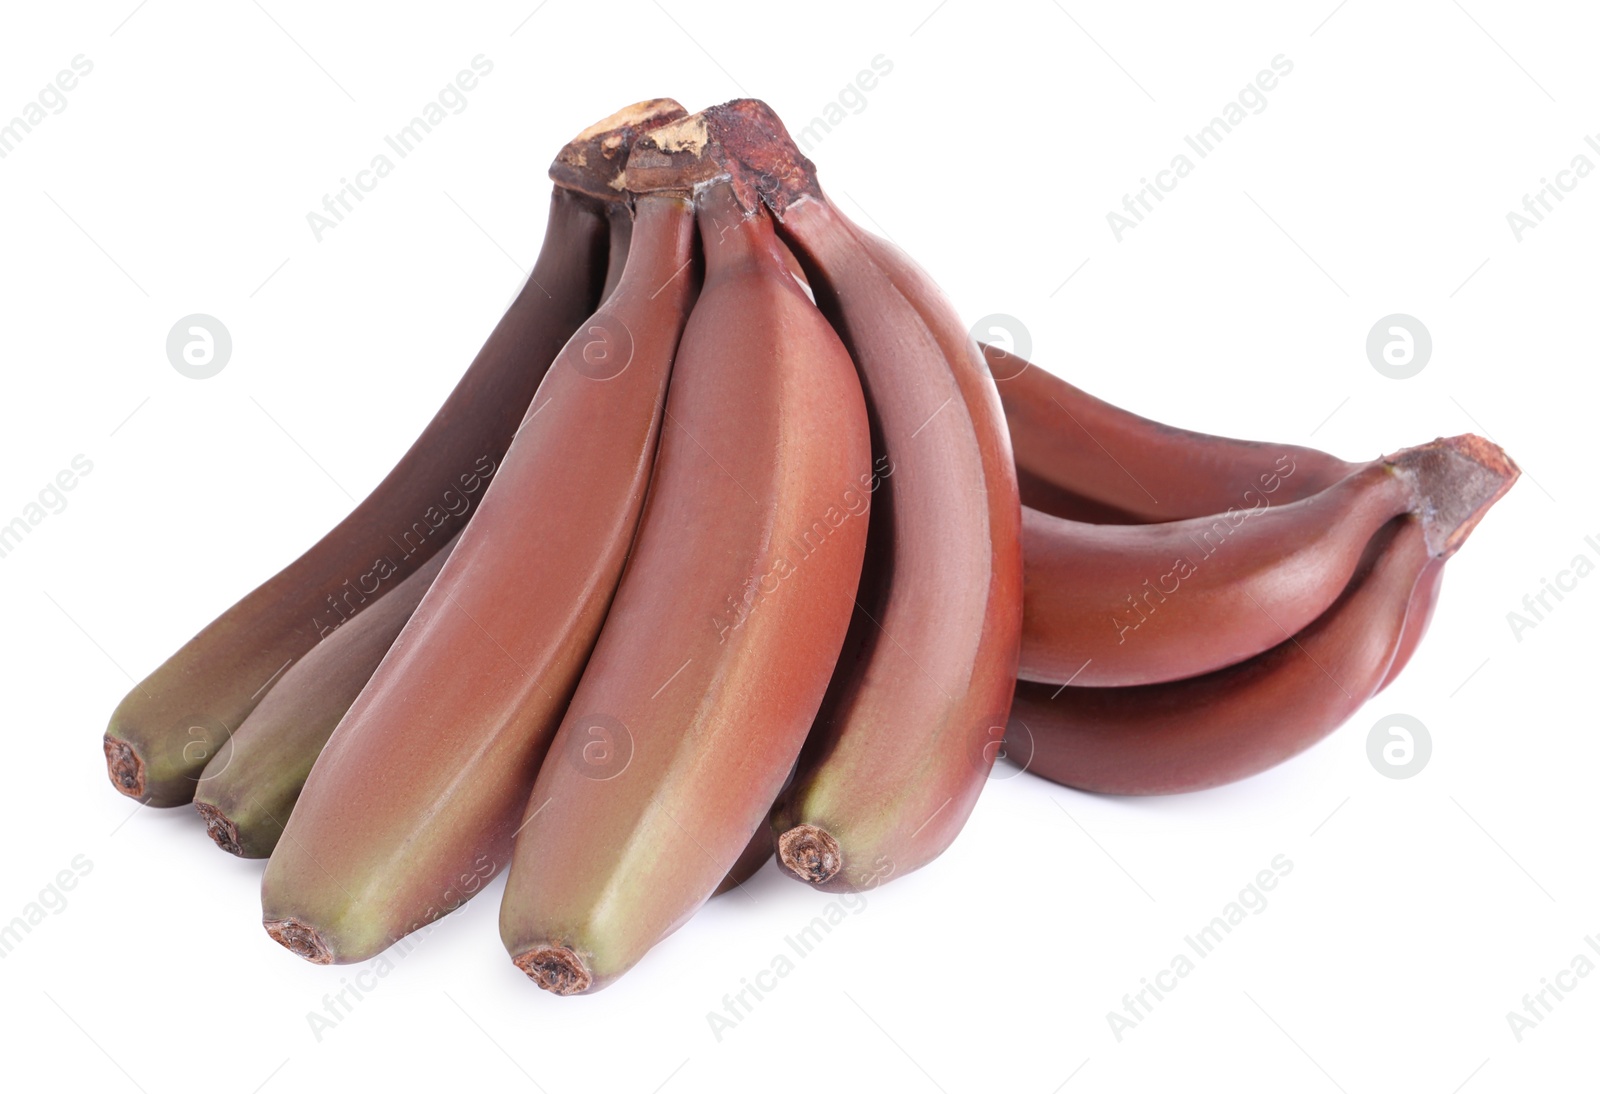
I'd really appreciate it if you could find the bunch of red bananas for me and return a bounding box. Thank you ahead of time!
[102,99,1517,995]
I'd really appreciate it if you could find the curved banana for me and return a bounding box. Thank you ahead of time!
[1020,437,1504,687]
[192,534,459,858]
[1008,436,1516,794]
[704,101,1023,894]
[1010,518,1427,794]
[980,343,1358,524]
[104,100,686,808]
[498,123,872,995]
[262,171,700,966]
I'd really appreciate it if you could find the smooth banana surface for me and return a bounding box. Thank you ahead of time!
[499,125,871,994]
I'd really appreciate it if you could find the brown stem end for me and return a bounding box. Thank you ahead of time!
[103,736,145,799]
[266,918,334,965]
[1390,434,1520,558]
[777,824,842,885]
[514,946,593,996]
[702,100,821,219]
[551,99,688,200]
[623,99,821,218]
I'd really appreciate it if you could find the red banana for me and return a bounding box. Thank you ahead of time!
[980,343,1358,524]
[498,123,872,994]
[1020,440,1492,687]
[704,101,1023,894]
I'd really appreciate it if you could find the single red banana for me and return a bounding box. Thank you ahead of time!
[498,126,872,995]
[261,177,700,966]
[980,343,1359,524]
[706,101,1023,893]
[1019,438,1496,688]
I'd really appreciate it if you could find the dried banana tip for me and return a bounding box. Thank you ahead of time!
[266,918,334,965]
[194,801,244,857]
[103,736,145,799]
[777,824,842,885]
[515,946,593,995]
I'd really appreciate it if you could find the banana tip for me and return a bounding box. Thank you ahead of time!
[266,918,334,965]
[777,824,842,885]
[514,946,593,995]
[103,736,145,799]
[194,801,245,857]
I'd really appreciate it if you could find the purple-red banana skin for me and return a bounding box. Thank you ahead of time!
[713,101,1019,894]
[1009,435,1517,793]
[102,187,607,807]
[980,343,1359,524]
[1020,457,1430,688]
[770,198,1012,890]
[192,535,460,859]
[1009,518,1430,795]
[1379,559,1443,691]
[599,203,633,305]
[498,150,871,994]
[713,827,775,898]
[832,226,1023,889]
[1015,467,1145,525]
[261,188,699,965]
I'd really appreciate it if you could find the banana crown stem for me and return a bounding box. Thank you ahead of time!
[1385,434,1519,558]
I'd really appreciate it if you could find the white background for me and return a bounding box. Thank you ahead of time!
[0,2,1593,1091]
